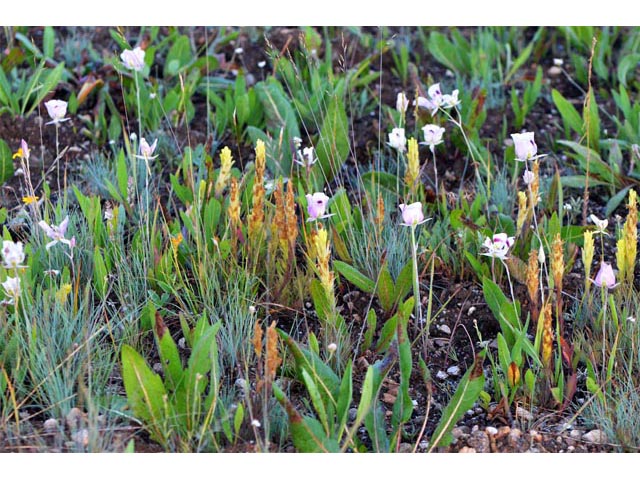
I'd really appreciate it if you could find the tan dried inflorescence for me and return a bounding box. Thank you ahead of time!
[248,140,266,240]
[551,233,564,295]
[540,302,554,369]
[376,194,385,234]
[526,248,539,315]
[265,321,282,382]
[404,137,420,194]
[228,177,241,230]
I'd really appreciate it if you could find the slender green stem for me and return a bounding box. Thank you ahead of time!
[410,224,422,324]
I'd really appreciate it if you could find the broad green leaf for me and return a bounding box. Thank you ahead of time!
[560,175,607,189]
[273,384,340,453]
[618,53,640,89]
[375,312,398,353]
[362,308,377,353]
[334,260,376,293]
[605,186,633,217]
[301,369,330,435]
[482,276,515,346]
[429,354,485,449]
[43,26,55,59]
[552,89,582,136]
[310,279,331,321]
[0,139,15,184]
[278,330,341,404]
[376,265,396,313]
[336,360,353,436]
[154,313,184,394]
[164,35,192,77]
[121,345,167,438]
[393,260,414,305]
[505,41,533,84]
[584,90,600,151]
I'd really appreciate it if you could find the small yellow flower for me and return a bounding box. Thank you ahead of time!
[170,233,183,251]
[56,283,73,304]
[22,195,39,205]
[13,148,25,160]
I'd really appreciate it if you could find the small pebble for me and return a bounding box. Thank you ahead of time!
[582,429,607,444]
[43,418,59,434]
[459,446,476,453]
[419,440,429,449]
[467,306,476,316]
[570,429,582,440]
[451,427,467,439]
[66,408,84,430]
[446,365,461,376]
[438,324,451,335]
[548,66,562,76]
[435,370,448,380]
[468,431,490,452]
[516,406,534,421]
[567,445,575,452]
[529,429,542,442]
[398,443,412,453]
[485,426,498,436]
[71,429,89,447]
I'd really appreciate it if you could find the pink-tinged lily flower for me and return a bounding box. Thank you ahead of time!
[120,47,146,72]
[481,233,515,260]
[2,276,20,300]
[415,83,460,115]
[523,170,535,185]
[441,89,461,108]
[428,83,443,104]
[44,99,69,125]
[589,214,609,236]
[399,202,429,227]
[511,132,537,162]
[305,192,334,222]
[38,216,74,250]
[592,261,618,289]
[137,137,158,160]
[396,92,409,113]
[20,139,29,161]
[295,146,317,168]
[421,124,445,152]
[2,241,25,269]
[388,128,407,152]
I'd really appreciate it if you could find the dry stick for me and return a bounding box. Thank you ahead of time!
[582,37,597,227]
[33,145,69,193]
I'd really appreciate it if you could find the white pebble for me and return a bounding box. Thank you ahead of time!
[446,365,461,376]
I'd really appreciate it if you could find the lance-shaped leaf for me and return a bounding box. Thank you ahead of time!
[273,383,340,453]
[429,353,485,450]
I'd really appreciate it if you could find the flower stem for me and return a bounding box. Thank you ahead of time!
[410,224,422,324]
